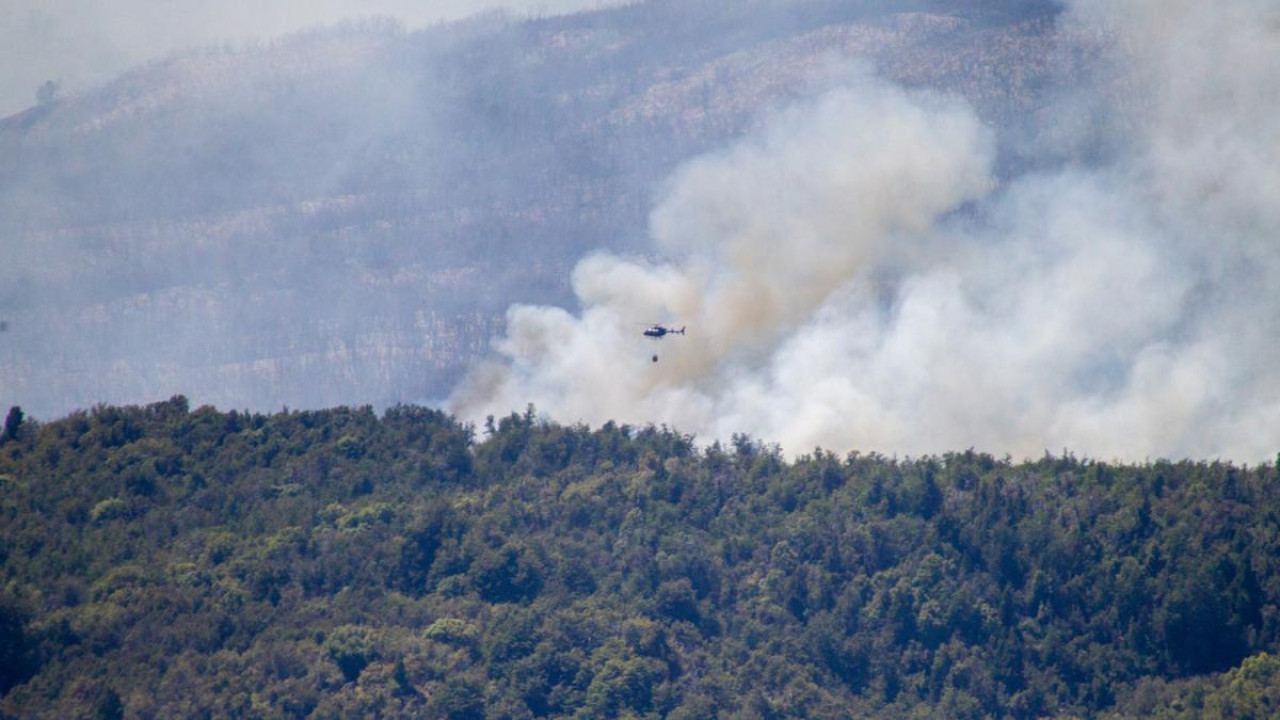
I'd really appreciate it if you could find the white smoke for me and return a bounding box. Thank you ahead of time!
[450,2,1280,462]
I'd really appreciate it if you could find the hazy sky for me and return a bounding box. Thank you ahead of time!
[0,0,617,117]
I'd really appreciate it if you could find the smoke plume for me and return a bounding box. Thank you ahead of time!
[450,1,1280,461]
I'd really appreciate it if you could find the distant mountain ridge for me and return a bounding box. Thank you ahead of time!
[0,0,1085,419]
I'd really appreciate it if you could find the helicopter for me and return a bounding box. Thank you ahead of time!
[641,324,686,362]
[642,324,686,339]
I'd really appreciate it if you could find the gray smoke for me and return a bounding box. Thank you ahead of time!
[450,1,1280,461]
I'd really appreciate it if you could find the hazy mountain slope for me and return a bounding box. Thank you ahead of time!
[0,0,1080,418]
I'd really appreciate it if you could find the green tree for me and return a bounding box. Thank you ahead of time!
[93,689,124,720]
[325,626,377,683]
[429,676,485,720]
[3,406,21,441]
[0,600,34,694]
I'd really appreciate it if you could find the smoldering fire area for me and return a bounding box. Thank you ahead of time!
[450,1,1280,462]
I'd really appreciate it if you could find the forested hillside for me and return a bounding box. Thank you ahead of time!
[2,399,1277,718]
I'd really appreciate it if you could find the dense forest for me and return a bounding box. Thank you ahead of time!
[1,399,1278,718]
